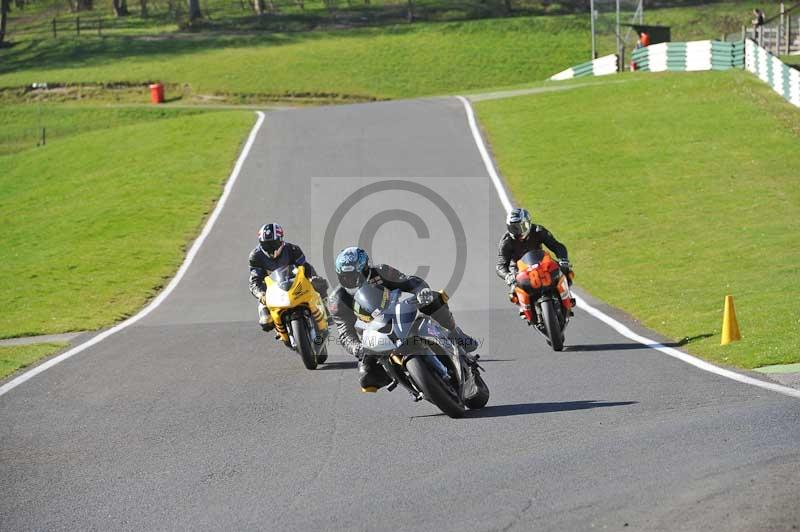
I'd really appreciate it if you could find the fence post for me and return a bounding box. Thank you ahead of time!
[76,16,80,36]
[778,2,784,54]
[52,18,57,38]
[786,10,791,55]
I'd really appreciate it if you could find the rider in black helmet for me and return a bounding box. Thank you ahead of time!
[248,223,329,332]
[329,246,478,392]
[497,208,574,302]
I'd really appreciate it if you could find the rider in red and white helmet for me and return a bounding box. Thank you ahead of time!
[248,223,329,332]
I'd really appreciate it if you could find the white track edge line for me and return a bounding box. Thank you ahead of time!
[456,96,513,213]
[455,95,800,400]
[0,111,267,398]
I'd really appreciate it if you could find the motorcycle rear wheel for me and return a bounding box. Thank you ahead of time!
[541,299,564,352]
[406,356,465,419]
[291,317,318,370]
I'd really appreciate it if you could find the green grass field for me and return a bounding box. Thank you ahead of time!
[0,1,772,101]
[0,343,67,380]
[0,108,253,340]
[475,70,800,369]
[0,104,210,155]
[1,17,591,100]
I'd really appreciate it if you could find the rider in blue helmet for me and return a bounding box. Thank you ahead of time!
[329,246,478,392]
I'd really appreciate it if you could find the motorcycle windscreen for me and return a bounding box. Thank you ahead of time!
[391,297,420,340]
[517,249,547,270]
[353,284,392,324]
[269,265,296,291]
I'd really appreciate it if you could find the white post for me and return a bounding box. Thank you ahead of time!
[590,0,597,59]
[616,0,621,70]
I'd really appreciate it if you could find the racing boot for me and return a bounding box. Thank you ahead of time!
[358,356,392,393]
[430,306,479,353]
[258,303,274,332]
[448,326,479,353]
[322,297,334,328]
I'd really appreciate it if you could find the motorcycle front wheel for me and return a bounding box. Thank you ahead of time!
[406,356,465,419]
[465,373,490,410]
[291,316,318,370]
[541,298,564,352]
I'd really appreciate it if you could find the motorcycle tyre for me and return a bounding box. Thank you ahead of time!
[541,299,564,352]
[406,356,465,419]
[291,317,318,370]
[465,372,490,410]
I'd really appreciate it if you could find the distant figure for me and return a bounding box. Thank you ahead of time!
[752,9,765,41]
[631,31,650,71]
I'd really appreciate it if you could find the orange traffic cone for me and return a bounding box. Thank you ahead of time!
[720,295,741,345]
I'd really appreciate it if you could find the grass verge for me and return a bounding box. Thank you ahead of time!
[0,1,771,101]
[0,104,209,155]
[0,343,67,380]
[475,70,799,369]
[0,108,253,339]
[0,17,591,99]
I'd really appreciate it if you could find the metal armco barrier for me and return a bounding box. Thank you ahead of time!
[630,40,745,72]
[550,54,619,81]
[548,39,798,109]
[746,39,800,107]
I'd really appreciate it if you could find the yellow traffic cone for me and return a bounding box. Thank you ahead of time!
[720,295,741,345]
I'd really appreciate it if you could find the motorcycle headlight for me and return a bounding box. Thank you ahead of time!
[267,289,291,307]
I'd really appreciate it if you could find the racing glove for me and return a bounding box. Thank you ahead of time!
[558,259,572,274]
[309,276,329,291]
[257,291,267,306]
[504,273,517,286]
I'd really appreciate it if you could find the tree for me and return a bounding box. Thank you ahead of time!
[112,0,129,16]
[0,0,9,46]
[253,0,265,15]
[69,0,93,11]
[139,0,147,17]
[188,0,201,20]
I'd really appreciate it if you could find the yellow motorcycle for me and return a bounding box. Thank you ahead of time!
[264,265,329,370]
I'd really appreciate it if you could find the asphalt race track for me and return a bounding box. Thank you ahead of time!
[2,98,799,531]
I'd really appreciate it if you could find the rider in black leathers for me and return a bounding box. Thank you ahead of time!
[329,247,478,391]
[496,208,573,295]
[249,223,328,331]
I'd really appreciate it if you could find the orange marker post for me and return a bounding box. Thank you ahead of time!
[720,295,741,345]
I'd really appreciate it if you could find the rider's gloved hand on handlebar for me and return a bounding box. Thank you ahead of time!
[504,273,517,286]
[558,259,574,286]
[416,287,436,307]
[309,276,328,291]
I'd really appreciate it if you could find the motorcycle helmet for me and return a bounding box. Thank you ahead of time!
[506,208,532,240]
[335,247,370,290]
[258,223,285,259]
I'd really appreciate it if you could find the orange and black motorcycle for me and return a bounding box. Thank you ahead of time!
[510,250,574,351]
